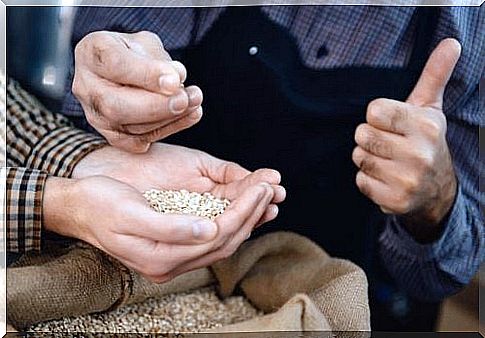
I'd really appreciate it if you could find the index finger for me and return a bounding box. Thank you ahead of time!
[218,169,282,201]
[214,183,274,241]
[366,98,416,135]
[166,183,274,276]
[127,183,271,276]
[79,31,181,94]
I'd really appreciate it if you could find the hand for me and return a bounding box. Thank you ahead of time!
[73,142,286,226]
[352,39,461,241]
[73,30,203,153]
[44,175,276,283]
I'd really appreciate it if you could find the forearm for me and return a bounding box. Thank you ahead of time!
[4,78,107,253]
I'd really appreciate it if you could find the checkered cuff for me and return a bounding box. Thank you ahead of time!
[4,167,48,253]
[25,126,107,178]
[7,77,107,177]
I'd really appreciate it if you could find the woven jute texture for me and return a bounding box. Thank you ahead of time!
[7,232,370,333]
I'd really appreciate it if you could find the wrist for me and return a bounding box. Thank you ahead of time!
[43,176,85,241]
[402,175,458,243]
[71,144,111,179]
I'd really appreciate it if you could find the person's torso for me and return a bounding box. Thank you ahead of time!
[65,6,485,330]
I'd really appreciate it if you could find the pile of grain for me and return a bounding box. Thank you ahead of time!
[28,190,261,333]
[29,287,261,334]
[143,189,231,220]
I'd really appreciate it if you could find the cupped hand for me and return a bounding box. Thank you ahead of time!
[73,142,286,224]
[73,30,203,153]
[44,175,276,283]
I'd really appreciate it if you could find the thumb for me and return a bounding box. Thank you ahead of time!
[407,38,461,109]
[134,210,219,244]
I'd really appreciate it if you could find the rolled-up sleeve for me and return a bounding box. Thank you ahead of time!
[5,76,107,253]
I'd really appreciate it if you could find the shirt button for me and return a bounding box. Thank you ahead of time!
[249,46,259,56]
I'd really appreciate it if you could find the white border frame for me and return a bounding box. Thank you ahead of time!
[0,1,482,337]
[0,1,6,336]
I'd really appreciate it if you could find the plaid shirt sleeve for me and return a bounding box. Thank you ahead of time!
[3,167,47,253]
[5,76,107,253]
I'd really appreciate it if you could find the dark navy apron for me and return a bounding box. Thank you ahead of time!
[168,6,441,331]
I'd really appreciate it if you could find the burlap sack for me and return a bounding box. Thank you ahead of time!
[7,232,370,333]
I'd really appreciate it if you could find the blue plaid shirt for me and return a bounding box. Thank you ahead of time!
[63,6,484,301]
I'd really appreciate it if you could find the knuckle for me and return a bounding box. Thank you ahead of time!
[360,157,376,174]
[90,91,111,118]
[368,98,387,111]
[367,98,387,121]
[84,109,100,127]
[150,94,166,110]
[71,76,84,99]
[401,174,420,194]
[393,194,412,214]
[87,33,120,67]
[356,172,371,196]
[104,49,124,70]
[352,147,362,165]
[354,124,368,144]
[89,92,105,117]
[396,201,411,214]
[390,105,409,131]
[138,31,163,44]
[74,34,91,58]
[76,31,109,56]
[139,67,155,89]
[421,117,443,140]
[100,96,122,124]
[416,150,435,169]
[364,134,391,157]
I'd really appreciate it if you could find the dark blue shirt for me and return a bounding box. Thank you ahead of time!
[63,6,484,301]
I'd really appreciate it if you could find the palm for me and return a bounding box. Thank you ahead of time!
[122,144,216,191]
[73,143,277,201]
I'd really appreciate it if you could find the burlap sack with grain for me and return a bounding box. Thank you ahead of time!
[7,232,370,333]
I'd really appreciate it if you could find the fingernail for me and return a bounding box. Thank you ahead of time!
[171,61,187,83]
[169,91,188,114]
[159,74,180,94]
[192,220,218,240]
[186,86,203,108]
[270,204,279,217]
[246,232,251,240]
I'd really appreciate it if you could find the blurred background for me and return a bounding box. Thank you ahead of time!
[7,6,76,111]
[5,6,483,333]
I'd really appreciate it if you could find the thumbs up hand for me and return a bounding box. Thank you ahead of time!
[352,39,462,241]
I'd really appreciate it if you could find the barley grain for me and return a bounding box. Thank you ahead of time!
[27,190,261,333]
[28,287,262,333]
[142,189,231,220]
